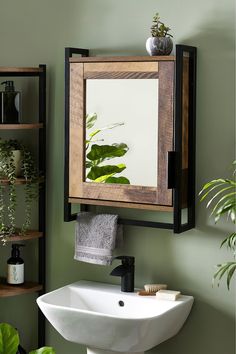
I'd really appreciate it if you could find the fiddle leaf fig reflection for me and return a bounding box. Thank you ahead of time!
[87,144,129,162]
[86,113,130,184]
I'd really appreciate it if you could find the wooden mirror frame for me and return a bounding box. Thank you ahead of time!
[68,57,174,211]
[64,45,197,233]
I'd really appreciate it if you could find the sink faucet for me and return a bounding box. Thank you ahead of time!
[110,256,135,292]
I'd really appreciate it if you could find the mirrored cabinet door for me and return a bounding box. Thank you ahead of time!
[68,57,175,211]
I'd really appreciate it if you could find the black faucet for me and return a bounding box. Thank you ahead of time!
[110,256,135,292]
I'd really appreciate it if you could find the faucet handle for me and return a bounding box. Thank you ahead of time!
[114,256,135,266]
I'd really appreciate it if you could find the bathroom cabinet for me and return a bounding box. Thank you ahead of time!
[0,66,46,346]
[64,45,197,233]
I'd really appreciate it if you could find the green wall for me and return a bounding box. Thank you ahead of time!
[0,0,235,353]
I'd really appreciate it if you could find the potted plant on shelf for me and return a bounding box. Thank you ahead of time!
[146,12,173,56]
[199,161,236,289]
[0,139,40,244]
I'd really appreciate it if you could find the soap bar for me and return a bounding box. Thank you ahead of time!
[156,290,181,301]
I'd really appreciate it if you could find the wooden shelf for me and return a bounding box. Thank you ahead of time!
[0,176,44,185]
[0,67,43,73]
[0,178,27,185]
[5,230,43,242]
[0,278,42,297]
[0,123,43,130]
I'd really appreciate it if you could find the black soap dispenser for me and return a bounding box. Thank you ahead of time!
[7,244,25,285]
[0,81,21,123]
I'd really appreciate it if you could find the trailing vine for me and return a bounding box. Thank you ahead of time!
[0,138,40,242]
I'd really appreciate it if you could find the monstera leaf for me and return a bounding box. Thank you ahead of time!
[87,144,128,162]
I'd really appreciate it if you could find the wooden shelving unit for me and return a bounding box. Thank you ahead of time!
[0,278,43,297]
[0,123,43,130]
[5,230,43,242]
[0,65,46,347]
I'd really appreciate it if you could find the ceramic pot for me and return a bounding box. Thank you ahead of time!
[12,150,22,177]
[146,36,173,56]
[0,150,22,177]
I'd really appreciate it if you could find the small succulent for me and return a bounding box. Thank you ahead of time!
[150,13,173,38]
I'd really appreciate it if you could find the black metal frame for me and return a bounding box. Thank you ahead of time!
[173,45,197,233]
[0,66,47,346]
[64,46,197,233]
[38,65,46,347]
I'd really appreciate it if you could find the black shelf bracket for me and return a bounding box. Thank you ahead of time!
[64,46,197,233]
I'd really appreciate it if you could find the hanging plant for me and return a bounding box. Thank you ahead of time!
[0,138,40,244]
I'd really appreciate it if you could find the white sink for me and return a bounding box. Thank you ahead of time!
[37,281,194,354]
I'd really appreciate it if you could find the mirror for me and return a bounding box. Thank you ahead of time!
[86,79,159,187]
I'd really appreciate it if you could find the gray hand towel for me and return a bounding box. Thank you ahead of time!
[74,212,123,265]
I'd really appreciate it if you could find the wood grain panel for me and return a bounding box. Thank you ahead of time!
[69,63,84,197]
[0,279,42,297]
[157,61,174,206]
[70,56,175,63]
[0,67,43,73]
[79,182,158,204]
[84,62,158,73]
[0,123,43,130]
[69,197,173,212]
[182,56,189,169]
[181,56,190,207]
[84,71,159,80]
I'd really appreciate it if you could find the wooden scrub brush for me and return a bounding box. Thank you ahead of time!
[137,283,167,296]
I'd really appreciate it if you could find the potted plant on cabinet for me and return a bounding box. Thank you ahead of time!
[146,12,173,56]
[0,139,40,244]
[199,161,236,289]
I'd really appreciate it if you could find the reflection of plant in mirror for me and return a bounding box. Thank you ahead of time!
[199,161,236,289]
[86,113,130,184]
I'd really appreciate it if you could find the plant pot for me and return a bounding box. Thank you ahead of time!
[0,150,22,178]
[146,37,173,56]
[12,150,22,177]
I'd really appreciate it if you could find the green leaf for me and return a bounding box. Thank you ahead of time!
[88,129,101,140]
[206,186,235,208]
[220,232,236,249]
[86,113,97,129]
[213,262,236,289]
[87,164,126,181]
[227,263,236,289]
[29,347,55,354]
[105,176,130,184]
[87,144,128,161]
[0,323,19,354]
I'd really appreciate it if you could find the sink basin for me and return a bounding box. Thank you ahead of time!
[37,280,194,354]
